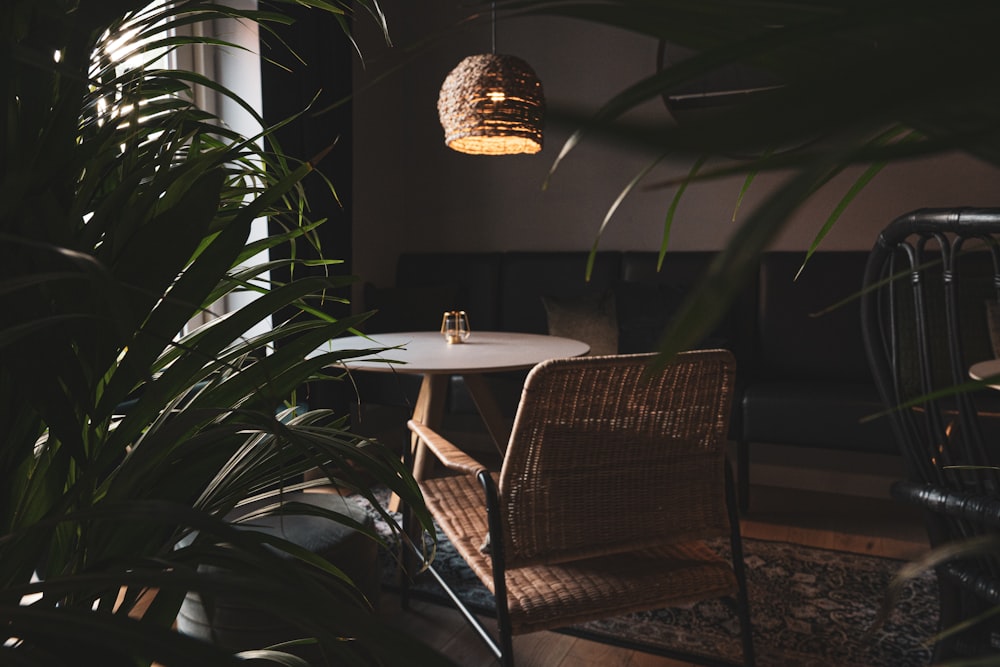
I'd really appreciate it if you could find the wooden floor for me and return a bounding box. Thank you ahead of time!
[378,483,930,667]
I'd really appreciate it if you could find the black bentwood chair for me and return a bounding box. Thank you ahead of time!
[861,207,1000,660]
[402,350,754,667]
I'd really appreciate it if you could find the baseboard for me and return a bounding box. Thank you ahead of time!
[737,442,905,500]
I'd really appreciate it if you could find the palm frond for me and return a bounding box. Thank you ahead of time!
[1,1,441,664]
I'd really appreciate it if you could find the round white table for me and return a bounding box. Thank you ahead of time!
[310,331,590,488]
[311,331,590,374]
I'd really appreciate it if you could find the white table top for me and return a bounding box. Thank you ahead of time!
[969,358,1000,389]
[308,331,591,374]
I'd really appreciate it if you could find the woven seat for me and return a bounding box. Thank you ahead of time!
[404,350,754,666]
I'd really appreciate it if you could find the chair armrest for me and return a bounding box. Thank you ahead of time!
[407,419,489,476]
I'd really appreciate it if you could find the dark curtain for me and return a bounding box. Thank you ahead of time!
[261,5,354,410]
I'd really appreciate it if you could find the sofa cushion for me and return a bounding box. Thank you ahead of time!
[755,252,872,382]
[741,381,897,454]
[542,290,618,355]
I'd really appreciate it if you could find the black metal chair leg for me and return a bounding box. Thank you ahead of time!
[736,439,750,512]
[725,461,756,666]
[481,471,516,667]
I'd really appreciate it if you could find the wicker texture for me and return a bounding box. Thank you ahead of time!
[500,351,735,566]
[422,473,737,635]
[437,53,544,155]
[418,350,742,636]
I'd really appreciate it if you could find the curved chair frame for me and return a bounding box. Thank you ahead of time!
[861,207,1000,659]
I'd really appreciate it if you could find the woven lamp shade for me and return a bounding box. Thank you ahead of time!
[438,53,545,155]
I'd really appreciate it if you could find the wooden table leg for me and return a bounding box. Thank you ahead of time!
[410,374,449,481]
[389,373,448,512]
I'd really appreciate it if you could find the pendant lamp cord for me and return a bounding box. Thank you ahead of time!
[491,1,496,54]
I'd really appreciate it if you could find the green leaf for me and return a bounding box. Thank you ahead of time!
[586,152,668,281]
[1,2,445,664]
[653,148,849,364]
[796,127,914,279]
[658,155,707,271]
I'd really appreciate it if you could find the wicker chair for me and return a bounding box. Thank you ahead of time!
[402,350,754,667]
[861,207,1000,660]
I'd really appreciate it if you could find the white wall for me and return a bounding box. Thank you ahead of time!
[351,4,1000,299]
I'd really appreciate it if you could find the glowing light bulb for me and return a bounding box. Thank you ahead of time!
[486,91,506,102]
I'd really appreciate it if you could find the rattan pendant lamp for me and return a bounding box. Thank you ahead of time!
[437,3,545,155]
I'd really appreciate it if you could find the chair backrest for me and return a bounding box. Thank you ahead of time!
[861,208,1000,543]
[497,349,736,566]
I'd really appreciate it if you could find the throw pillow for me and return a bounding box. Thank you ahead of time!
[541,290,619,356]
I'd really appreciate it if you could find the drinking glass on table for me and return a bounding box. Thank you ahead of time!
[441,310,471,344]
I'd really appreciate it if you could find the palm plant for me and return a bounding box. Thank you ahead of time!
[1,1,446,665]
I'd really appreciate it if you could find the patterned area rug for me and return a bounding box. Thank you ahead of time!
[353,492,938,667]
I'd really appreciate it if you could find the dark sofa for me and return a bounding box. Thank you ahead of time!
[349,250,896,510]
